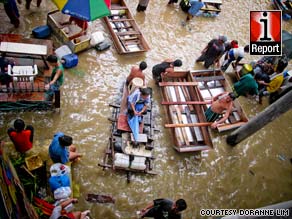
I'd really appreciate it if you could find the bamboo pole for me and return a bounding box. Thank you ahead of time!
[226,91,292,146]
[165,122,212,128]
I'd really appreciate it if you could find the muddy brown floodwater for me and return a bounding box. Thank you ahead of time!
[0,0,292,218]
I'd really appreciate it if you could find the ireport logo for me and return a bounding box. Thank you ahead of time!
[250,10,282,56]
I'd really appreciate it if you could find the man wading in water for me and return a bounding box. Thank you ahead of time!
[205,92,236,129]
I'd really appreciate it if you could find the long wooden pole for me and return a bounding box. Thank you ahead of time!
[161,101,211,105]
[226,91,292,146]
[165,122,212,128]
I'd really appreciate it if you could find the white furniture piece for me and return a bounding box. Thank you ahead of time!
[8,64,38,91]
[0,42,47,55]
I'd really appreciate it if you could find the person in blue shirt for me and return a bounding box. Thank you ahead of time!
[127,88,151,142]
[127,87,151,121]
[186,0,204,21]
[49,132,82,164]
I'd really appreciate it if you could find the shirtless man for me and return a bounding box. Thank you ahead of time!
[205,92,236,129]
[126,61,147,86]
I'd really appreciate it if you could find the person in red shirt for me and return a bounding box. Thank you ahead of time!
[7,119,34,153]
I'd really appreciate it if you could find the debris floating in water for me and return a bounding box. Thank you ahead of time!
[195,172,207,176]
[86,194,115,204]
[201,151,209,157]
[277,154,286,161]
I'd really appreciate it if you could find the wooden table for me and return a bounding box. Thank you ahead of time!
[0,34,53,69]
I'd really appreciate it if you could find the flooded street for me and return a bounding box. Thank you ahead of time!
[1,0,292,218]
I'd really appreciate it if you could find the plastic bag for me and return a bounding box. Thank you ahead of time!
[49,174,71,192]
[54,186,72,200]
[50,163,71,176]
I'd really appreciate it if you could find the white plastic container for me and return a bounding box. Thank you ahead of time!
[131,156,146,170]
[54,186,72,200]
[114,153,130,168]
[55,45,72,59]
[90,31,105,46]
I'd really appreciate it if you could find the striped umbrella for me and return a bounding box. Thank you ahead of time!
[52,0,111,21]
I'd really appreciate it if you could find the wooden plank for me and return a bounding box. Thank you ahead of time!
[174,86,181,104]
[165,122,212,128]
[203,82,213,99]
[177,86,187,109]
[130,133,147,143]
[113,25,133,30]
[175,145,211,152]
[201,7,221,12]
[175,106,190,145]
[181,114,194,142]
[193,75,225,82]
[0,34,53,54]
[184,107,198,144]
[117,35,129,52]
[228,114,236,124]
[169,106,184,146]
[162,85,170,103]
[217,122,247,132]
[159,82,198,86]
[98,163,112,169]
[190,114,204,142]
[101,143,110,169]
[120,36,139,41]
[178,78,195,112]
[116,31,141,36]
[109,138,115,170]
[0,42,47,55]
[168,86,177,102]
[177,83,187,102]
[124,40,140,45]
[177,82,196,143]
[232,111,241,121]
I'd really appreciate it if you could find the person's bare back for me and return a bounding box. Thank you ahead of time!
[211,93,233,114]
[209,92,236,129]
